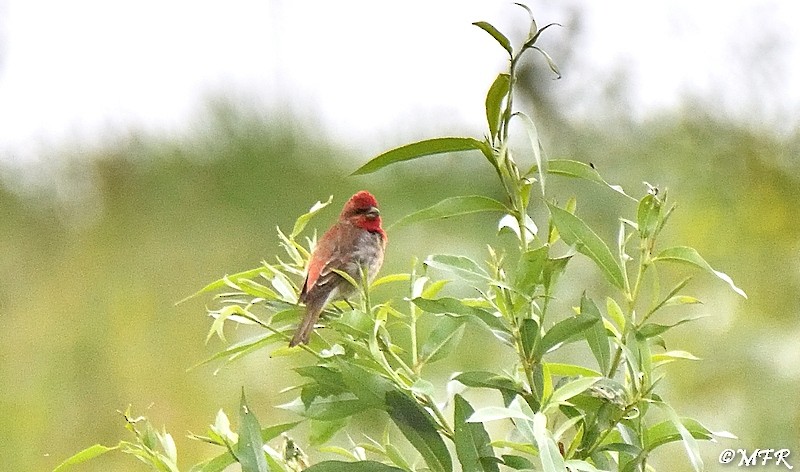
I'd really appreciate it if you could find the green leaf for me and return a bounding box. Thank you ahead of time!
[194,332,285,370]
[454,395,501,472]
[652,246,747,298]
[538,314,599,356]
[385,390,452,472]
[547,203,625,289]
[472,21,513,57]
[177,266,267,304]
[352,137,489,175]
[53,444,120,471]
[512,112,546,195]
[370,273,411,288]
[646,417,736,451]
[544,363,602,377]
[412,297,512,345]
[542,254,571,289]
[532,412,566,472]
[652,350,701,367]
[304,461,405,472]
[420,316,467,365]
[498,214,538,245]
[486,73,510,139]
[291,195,333,239]
[237,389,269,472]
[454,371,522,395]
[606,297,626,333]
[515,246,548,294]
[310,419,347,446]
[262,422,301,442]
[501,454,535,470]
[537,159,632,199]
[467,406,532,423]
[654,402,704,472]
[581,295,611,375]
[519,318,538,360]
[278,395,366,421]
[543,377,600,413]
[637,316,706,339]
[531,44,561,77]
[424,254,492,285]
[391,195,509,229]
[190,451,237,472]
[338,361,394,407]
[636,193,661,239]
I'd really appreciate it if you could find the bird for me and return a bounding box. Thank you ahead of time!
[289,191,387,347]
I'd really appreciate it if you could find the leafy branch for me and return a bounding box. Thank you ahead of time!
[57,4,743,472]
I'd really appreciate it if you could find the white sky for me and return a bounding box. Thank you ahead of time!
[0,1,797,162]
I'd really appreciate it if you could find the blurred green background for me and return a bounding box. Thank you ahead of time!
[2,4,799,472]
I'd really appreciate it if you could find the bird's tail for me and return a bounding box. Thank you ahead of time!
[289,295,326,347]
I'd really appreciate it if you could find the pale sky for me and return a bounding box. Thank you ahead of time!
[0,1,797,162]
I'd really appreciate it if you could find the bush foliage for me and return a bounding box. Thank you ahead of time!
[57,6,743,472]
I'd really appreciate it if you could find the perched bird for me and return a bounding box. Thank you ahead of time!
[289,191,387,347]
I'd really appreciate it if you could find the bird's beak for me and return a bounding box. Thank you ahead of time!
[365,207,380,219]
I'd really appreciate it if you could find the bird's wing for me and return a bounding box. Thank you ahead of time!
[300,224,355,302]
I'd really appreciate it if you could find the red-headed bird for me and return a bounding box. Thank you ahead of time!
[289,191,387,347]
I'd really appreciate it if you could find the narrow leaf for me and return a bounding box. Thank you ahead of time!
[472,21,513,57]
[304,461,405,472]
[536,159,633,199]
[352,137,489,175]
[519,318,538,360]
[606,297,626,333]
[548,203,625,289]
[424,254,493,285]
[370,273,411,288]
[538,314,598,356]
[545,377,601,411]
[412,297,511,344]
[237,390,269,472]
[291,195,333,239]
[532,46,561,78]
[544,363,602,377]
[262,422,301,442]
[512,111,546,195]
[502,454,535,470]
[178,266,267,304]
[532,412,566,472]
[467,406,532,423]
[54,444,120,472]
[454,395,501,472]
[637,316,706,339]
[385,391,452,472]
[652,350,701,366]
[392,195,509,229]
[454,371,523,395]
[515,246,548,294]
[655,402,704,472]
[646,417,719,451]
[486,74,510,139]
[653,246,747,298]
[636,193,661,239]
[581,295,611,375]
[420,316,467,365]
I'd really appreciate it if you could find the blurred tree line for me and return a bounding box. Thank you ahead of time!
[1,96,797,470]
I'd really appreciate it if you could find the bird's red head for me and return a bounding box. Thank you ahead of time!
[341,191,385,235]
